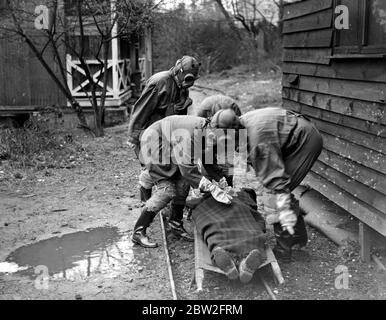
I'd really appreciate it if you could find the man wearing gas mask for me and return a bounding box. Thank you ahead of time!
[131,109,240,248]
[193,94,243,187]
[127,56,201,201]
[240,107,323,262]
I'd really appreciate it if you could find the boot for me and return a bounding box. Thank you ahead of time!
[292,214,308,248]
[168,220,194,242]
[131,208,158,248]
[273,222,293,263]
[212,247,239,280]
[168,204,194,241]
[239,249,264,284]
[273,196,308,262]
[132,227,158,248]
[140,186,152,202]
[225,175,233,187]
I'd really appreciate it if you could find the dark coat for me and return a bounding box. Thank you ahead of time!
[139,115,224,188]
[240,107,323,193]
[128,70,191,145]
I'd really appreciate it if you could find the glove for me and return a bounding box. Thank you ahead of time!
[199,176,233,205]
[276,193,297,235]
[279,209,297,235]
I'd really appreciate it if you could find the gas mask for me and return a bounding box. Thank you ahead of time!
[180,72,196,88]
[173,56,200,89]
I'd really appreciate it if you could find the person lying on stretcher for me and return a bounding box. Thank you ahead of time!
[187,185,267,284]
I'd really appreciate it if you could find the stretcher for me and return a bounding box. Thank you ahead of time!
[191,226,285,291]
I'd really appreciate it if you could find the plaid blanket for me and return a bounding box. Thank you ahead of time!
[192,189,266,261]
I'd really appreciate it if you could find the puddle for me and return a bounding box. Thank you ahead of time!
[1,226,156,281]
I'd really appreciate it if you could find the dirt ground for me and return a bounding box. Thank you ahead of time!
[0,69,385,300]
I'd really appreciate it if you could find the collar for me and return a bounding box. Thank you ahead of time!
[168,68,182,89]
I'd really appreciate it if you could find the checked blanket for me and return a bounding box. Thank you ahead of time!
[191,189,267,261]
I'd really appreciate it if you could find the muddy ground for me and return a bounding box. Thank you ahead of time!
[0,69,385,300]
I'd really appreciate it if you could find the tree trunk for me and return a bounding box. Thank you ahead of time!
[70,99,88,128]
[94,106,104,137]
[90,85,104,137]
[212,0,241,40]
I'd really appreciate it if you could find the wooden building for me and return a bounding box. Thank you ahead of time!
[0,0,152,117]
[281,0,385,259]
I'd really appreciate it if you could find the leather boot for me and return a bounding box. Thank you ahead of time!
[225,175,233,187]
[292,214,308,248]
[273,222,293,263]
[169,203,184,221]
[132,227,158,248]
[169,204,194,242]
[132,208,158,248]
[140,186,152,202]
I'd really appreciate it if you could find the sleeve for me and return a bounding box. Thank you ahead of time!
[127,82,164,145]
[171,127,205,188]
[195,97,211,118]
[250,142,292,193]
[173,88,192,115]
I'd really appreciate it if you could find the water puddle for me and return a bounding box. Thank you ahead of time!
[1,226,156,281]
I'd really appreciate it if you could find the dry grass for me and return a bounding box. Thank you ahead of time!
[0,113,86,170]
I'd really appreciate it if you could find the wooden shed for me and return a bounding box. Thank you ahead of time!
[281,0,385,258]
[0,0,152,117]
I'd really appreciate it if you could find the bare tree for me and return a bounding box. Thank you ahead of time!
[212,0,242,40]
[0,0,155,137]
[212,0,282,67]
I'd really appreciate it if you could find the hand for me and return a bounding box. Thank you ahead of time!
[279,209,297,235]
[276,193,297,235]
[276,193,292,211]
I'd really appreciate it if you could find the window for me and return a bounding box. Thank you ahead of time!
[334,0,386,55]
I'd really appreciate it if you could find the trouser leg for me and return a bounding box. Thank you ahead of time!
[134,143,154,201]
[138,169,154,201]
[284,117,323,191]
[170,178,190,222]
[169,178,193,241]
[273,117,322,260]
[132,180,176,248]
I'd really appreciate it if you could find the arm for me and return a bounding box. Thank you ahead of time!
[251,142,297,234]
[173,129,206,188]
[250,142,291,193]
[173,130,233,204]
[173,88,192,115]
[127,83,164,145]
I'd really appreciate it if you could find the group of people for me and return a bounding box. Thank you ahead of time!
[127,56,323,279]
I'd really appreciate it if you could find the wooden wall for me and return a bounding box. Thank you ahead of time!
[0,37,66,109]
[282,0,386,236]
